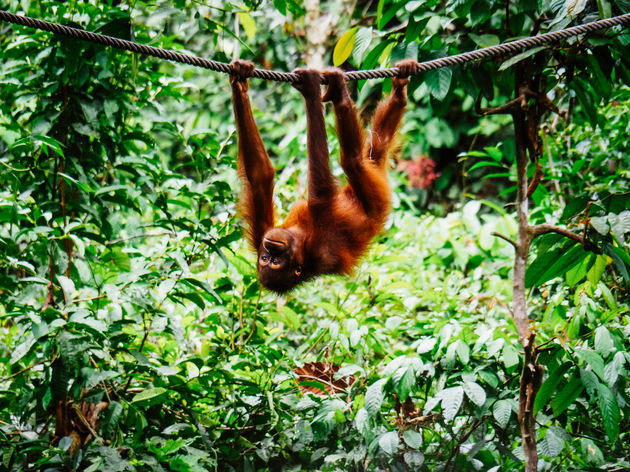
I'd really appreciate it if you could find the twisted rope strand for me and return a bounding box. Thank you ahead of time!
[1,9,629,83]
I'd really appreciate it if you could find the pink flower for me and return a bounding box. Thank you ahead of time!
[397,156,440,189]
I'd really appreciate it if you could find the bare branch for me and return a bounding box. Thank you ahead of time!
[492,232,519,249]
[475,93,524,116]
[532,224,601,253]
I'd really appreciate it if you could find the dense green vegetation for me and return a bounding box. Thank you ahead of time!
[0,0,629,471]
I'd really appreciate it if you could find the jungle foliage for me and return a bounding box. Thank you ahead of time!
[0,0,629,471]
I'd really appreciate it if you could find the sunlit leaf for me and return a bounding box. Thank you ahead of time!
[463,381,486,407]
[378,431,399,455]
[403,430,422,449]
[237,12,257,41]
[441,386,464,422]
[333,27,358,66]
[365,378,387,417]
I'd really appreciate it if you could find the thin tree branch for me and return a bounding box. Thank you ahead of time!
[475,93,524,115]
[3,359,47,380]
[532,224,601,253]
[492,232,519,249]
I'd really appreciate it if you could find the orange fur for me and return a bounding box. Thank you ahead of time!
[230,60,417,293]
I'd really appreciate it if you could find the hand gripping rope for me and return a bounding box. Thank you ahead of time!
[1,10,629,83]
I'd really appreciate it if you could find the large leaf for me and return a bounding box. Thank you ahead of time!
[426,67,453,101]
[540,426,565,458]
[403,430,422,449]
[365,378,387,417]
[237,12,257,41]
[550,378,584,417]
[352,27,373,64]
[534,362,572,415]
[577,349,605,380]
[333,27,358,66]
[498,46,547,71]
[132,387,168,405]
[379,431,400,455]
[492,399,512,428]
[526,243,587,288]
[594,326,614,358]
[463,381,486,407]
[597,383,620,442]
[441,386,464,422]
[396,367,416,402]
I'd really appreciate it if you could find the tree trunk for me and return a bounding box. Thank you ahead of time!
[511,81,543,472]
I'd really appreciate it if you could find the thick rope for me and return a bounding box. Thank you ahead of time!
[1,9,629,83]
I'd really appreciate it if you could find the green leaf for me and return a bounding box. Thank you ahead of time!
[354,407,370,438]
[609,211,630,241]
[101,402,123,439]
[57,275,76,302]
[378,0,403,29]
[550,378,584,416]
[378,431,400,455]
[376,0,386,28]
[426,67,452,101]
[469,33,500,48]
[527,243,586,288]
[333,27,358,66]
[587,254,608,286]
[502,344,520,369]
[590,216,609,235]
[225,252,255,276]
[273,0,287,15]
[441,386,464,422]
[604,362,618,385]
[534,362,572,415]
[573,78,599,127]
[396,367,415,402]
[526,245,564,287]
[84,369,120,390]
[463,381,486,407]
[540,426,565,458]
[467,160,507,172]
[581,437,604,465]
[455,340,470,364]
[403,430,422,449]
[404,450,425,467]
[169,291,206,310]
[278,305,301,330]
[352,27,372,64]
[498,46,547,71]
[594,326,614,358]
[565,252,594,287]
[237,12,257,41]
[580,368,600,398]
[132,387,168,404]
[597,0,612,20]
[365,378,387,417]
[493,399,512,428]
[32,135,65,157]
[605,243,630,281]
[577,348,605,380]
[59,436,73,451]
[597,383,620,442]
